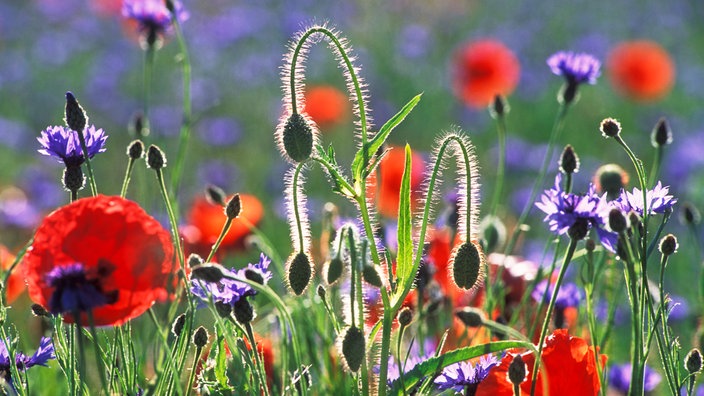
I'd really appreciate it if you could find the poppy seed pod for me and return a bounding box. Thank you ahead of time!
[450,241,484,290]
[287,252,312,296]
[282,113,314,162]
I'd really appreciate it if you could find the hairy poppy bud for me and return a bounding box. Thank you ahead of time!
[205,185,227,206]
[193,326,209,348]
[600,117,621,138]
[362,265,383,288]
[282,113,314,162]
[455,307,485,328]
[233,298,254,324]
[651,117,672,147]
[187,253,204,268]
[398,307,413,327]
[214,301,232,318]
[608,208,629,233]
[225,193,242,219]
[191,263,228,283]
[450,241,484,290]
[172,313,186,337]
[339,326,365,373]
[325,257,344,285]
[659,234,678,257]
[31,304,50,317]
[287,252,312,296]
[508,354,527,386]
[147,145,167,170]
[65,92,88,132]
[559,145,580,175]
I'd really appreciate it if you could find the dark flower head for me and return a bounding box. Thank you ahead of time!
[612,181,677,217]
[547,51,601,85]
[531,280,583,309]
[45,262,118,315]
[0,336,55,388]
[535,175,618,250]
[434,355,499,393]
[122,0,189,48]
[608,363,661,393]
[38,125,107,167]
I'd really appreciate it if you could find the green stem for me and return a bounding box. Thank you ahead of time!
[530,237,578,396]
[142,44,154,136]
[120,158,136,198]
[185,346,201,395]
[244,322,270,396]
[76,133,98,196]
[490,113,507,217]
[169,14,193,194]
[377,289,393,396]
[154,168,186,283]
[206,217,233,263]
[86,312,110,396]
[648,146,662,188]
[292,162,308,252]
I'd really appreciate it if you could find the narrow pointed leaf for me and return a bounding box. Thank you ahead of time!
[395,144,414,292]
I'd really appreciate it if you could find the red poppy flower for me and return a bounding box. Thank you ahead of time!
[368,146,425,218]
[304,85,349,130]
[183,193,264,257]
[478,329,607,395]
[452,39,520,108]
[607,40,675,102]
[0,245,24,304]
[23,195,174,326]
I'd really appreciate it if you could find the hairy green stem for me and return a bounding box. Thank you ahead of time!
[169,14,193,194]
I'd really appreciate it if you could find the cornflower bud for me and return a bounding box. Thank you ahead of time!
[600,117,621,138]
[651,117,672,147]
[608,208,629,233]
[205,185,227,206]
[172,313,186,337]
[559,145,580,174]
[193,326,209,348]
[454,307,485,328]
[146,145,167,170]
[507,354,527,386]
[127,140,144,160]
[398,307,413,327]
[659,234,678,256]
[225,193,242,219]
[686,348,703,374]
[64,92,88,132]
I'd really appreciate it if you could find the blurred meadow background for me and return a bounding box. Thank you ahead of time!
[2,0,704,394]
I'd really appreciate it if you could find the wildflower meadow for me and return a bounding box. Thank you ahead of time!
[2,1,704,395]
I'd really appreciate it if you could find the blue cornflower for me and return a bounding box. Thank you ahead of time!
[535,175,618,250]
[45,263,118,315]
[122,0,189,47]
[377,339,436,387]
[608,363,661,394]
[531,280,583,309]
[191,254,272,308]
[434,355,498,394]
[0,336,56,388]
[547,51,601,85]
[613,181,677,217]
[37,125,107,167]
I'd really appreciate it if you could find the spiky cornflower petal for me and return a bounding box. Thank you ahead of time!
[0,336,56,388]
[434,355,499,392]
[531,280,583,309]
[190,254,272,308]
[613,181,677,217]
[38,125,107,167]
[122,0,189,37]
[547,51,601,85]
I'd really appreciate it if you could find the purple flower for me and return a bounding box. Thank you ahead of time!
[37,125,107,167]
[0,336,55,388]
[45,263,117,314]
[612,182,677,217]
[377,339,436,387]
[535,175,618,251]
[547,51,601,85]
[608,363,661,394]
[122,0,189,47]
[191,254,272,308]
[434,355,498,393]
[531,280,583,309]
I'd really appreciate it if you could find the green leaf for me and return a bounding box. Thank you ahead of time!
[351,93,422,180]
[214,334,231,389]
[390,340,534,395]
[394,144,414,293]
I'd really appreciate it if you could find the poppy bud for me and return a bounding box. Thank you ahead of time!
[686,348,703,374]
[659,234,678,257]
[214,301,232,318]
[31,304,50,317]
[191,263,228,283]
[559,145,580,175]
[192,326,209,348]
[63,166,85,193]
[244,268,264,286]
[451,241,484,290]
[172,313,186,337]
[147,145,167,170]
[398,307,413,327]
[608,208,629,233]
[64,92,88,132]
[187,253,204,268]
[325,257,344,285]
[507,354,527,386]
[362,265,383,288]
[316,285,326,300]
[680,202,701,226]
[127,140,145,160]
[205,185,227,206]
[489,94,509,119]
[233,298,254,324]
[128,111,148,138]
[600,118,621,138]
[282,113,314,162]
[651,117,672,147]
[454,307,485,328]
[287,252,312,296]
[480,215,507,253]
[225,193,241,219]
[339,326,365,373]
[585,238,596,252]
[595,163,628,201]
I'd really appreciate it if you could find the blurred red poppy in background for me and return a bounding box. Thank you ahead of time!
[478,329,606,395]
[304,85,349,130]
[183,193,264,257]
[0,245,24,304]
[24,195,174,326]
[607,40,675,102]
[368,146,425,218]
[452,39,520,108]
